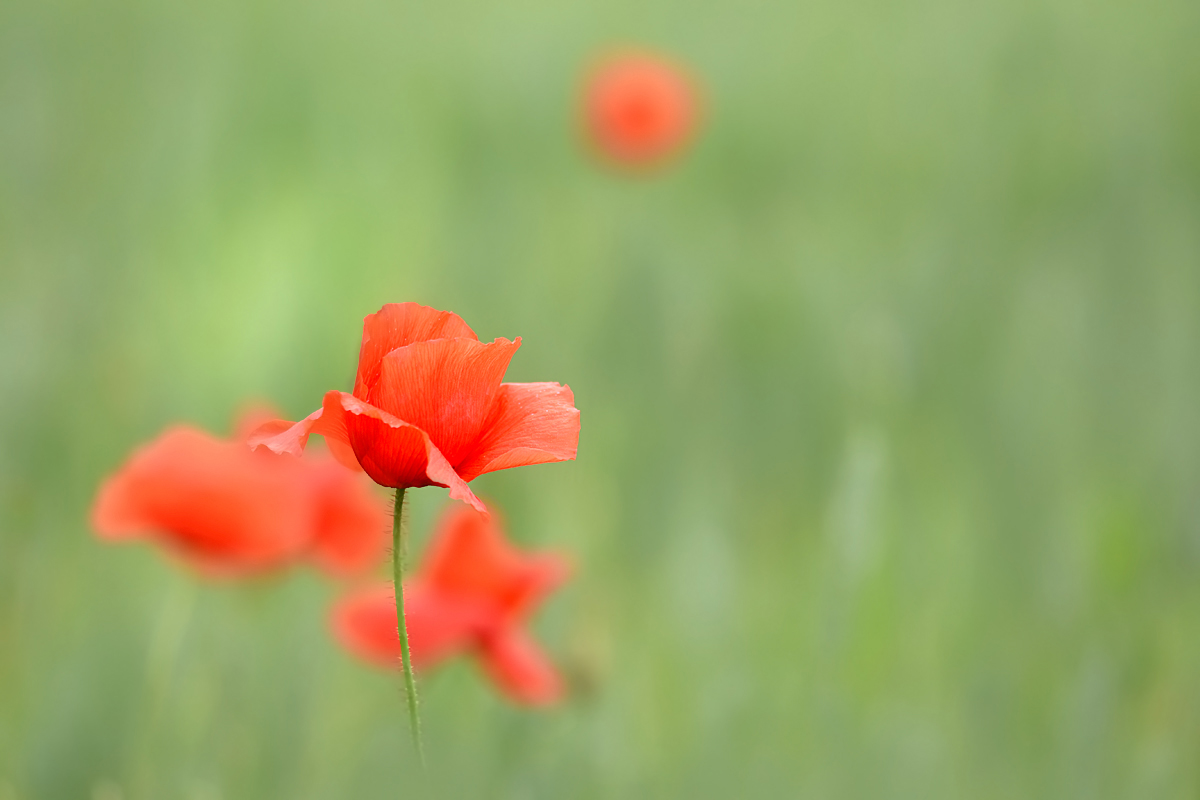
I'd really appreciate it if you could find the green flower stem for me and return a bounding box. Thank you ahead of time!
[392,487,427,770]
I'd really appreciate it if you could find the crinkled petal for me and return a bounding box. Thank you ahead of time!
[248,392,485,511]
[233,403,283,442]
[338,395,485,511]
[331,582,491,671]
[368,338,521,469]
[245,393,361,473]
[356,303,478,397]
[456,383,580,482]
[479,628,566,706]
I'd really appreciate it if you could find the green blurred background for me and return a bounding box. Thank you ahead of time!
[3,0,1200,796]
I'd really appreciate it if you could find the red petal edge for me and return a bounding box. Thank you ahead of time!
[456,382,581,482]
[479,628,566,706]
[248,391,487,513]
[356,303,478,397]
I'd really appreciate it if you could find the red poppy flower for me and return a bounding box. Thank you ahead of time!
[91,416,389,577]
[332,504,571,705]
[247,303,581,513]
[583,50,699,167]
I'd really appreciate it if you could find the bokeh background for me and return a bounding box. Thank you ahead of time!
[3,0,1200,797]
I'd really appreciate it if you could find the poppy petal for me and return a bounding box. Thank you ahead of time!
[506,553,574,622]
[334,394,484,512]
[584,52,698,167]
[421,506,572,623]
[91,473,156,541]
[456,382,580,482]
[251,392,487,511]
[422,504,526,601]
[91,427,313,573]
[365,337,521,469]
[479,628,566,706]
[356,303,478,397]
[331,582,490,671]
[307,463,390,576]
[233,404,283,442]
[245,393,362,473]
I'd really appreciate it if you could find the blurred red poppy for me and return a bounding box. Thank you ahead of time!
[248,303,580,513]
[332,504,571,705]
[583,50,699,167]
[91,414,388,577]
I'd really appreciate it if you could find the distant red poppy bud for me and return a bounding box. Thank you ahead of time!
[332,504,571,706]
[583,50,699,168]
[91,415,388,577]
[248,303,581,513]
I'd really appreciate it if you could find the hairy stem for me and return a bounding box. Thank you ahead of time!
[392,487,426,770]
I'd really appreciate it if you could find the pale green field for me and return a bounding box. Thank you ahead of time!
[2,0,1200,797]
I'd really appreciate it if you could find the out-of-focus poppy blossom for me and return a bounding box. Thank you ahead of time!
[332,504,572,706]
[91,414,388,577]
[583,50,699,168]
[248,303,580,513]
